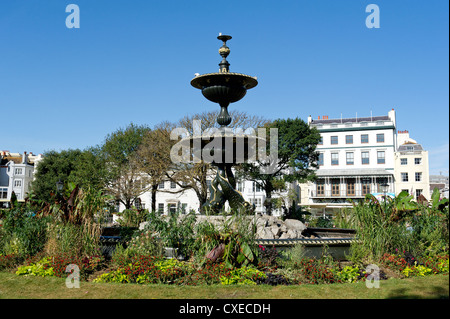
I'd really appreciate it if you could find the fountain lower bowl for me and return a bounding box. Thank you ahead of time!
[175,133,265,165]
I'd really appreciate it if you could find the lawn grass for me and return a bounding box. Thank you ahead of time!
[0,271,448,299]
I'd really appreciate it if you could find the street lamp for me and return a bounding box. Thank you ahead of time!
[380,182,389,211]
[56,179,63,196]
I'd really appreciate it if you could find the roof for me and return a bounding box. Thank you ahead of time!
[0,157,23,165]
[397,144,424,151]
[310,115,390,125]
[0,156,36,166]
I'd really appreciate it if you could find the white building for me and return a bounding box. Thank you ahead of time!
[394,130,431,201]
[0,151,44,207]
[305,109,397,217]
[118,170,293,217]
[111,109,432,218]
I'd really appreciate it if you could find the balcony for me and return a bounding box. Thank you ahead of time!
[310,190,367,198]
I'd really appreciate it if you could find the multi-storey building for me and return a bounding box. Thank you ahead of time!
[305,109,397,217]
[394,131,430,201]
[118,175,293,217]
[0,151,43,207]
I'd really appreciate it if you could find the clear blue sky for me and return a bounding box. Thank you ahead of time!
[1,0,448,175]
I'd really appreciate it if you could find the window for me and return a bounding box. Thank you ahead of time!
[401,173,409,182]
[168,203,177,214]
[170,181,176,189]
[347,179,355,196]
[134,198,142,210]
[318,153,324,166]
[361,152,369,164]
[414,158,422,165]
[331,179,340,196]
[377,151,385,164]
[0,188,7,199]
[415,189,423,200]
[249,198,262,208]
[345,135,353,144]
[415,172,422,182]
[331,153,339,165]
[252,182,262,193]
[181,203,188,214]
[318,136,323,145]
[361,134,369,143]
[14,168,23,175]
[316,180,325,196]
[14,180,22,187]
[346,152,354,165]
[237,182,244,192]
[400,158,408,165]
[362,178,371,195]
[331,136,338,144]
[376,134,385,143]
[158,203,164,213]
[158,181,165,189]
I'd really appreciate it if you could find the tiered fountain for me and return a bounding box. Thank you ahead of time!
[189,34,259,214]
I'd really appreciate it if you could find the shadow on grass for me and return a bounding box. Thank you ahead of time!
[387,286,449,299]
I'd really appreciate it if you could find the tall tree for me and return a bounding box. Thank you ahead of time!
[67,146,107,192]
[135,122,174,212]
[31,149,83,203]
[101,122,151,209]
[237,117,321,215]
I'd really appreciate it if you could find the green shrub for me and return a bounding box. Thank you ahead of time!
[16,257,54,277]
[94,256,192,284]
[0,208,50,257]
[278,243,306,269]
[45,222,101,258]
[125,229,164,257]
[219,266,267,285]
[116,208,148,228]
[144,211,197,258]
[335,265,360,283]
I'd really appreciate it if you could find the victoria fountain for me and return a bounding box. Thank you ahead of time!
[101,35,357,260]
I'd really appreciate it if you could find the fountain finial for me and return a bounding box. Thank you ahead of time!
[218,34,232,73]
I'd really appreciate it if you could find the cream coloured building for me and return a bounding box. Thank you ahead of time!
[394,131,430,200]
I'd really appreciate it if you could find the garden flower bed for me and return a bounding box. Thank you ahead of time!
[6,246,448,287]
[1,188,449,289]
